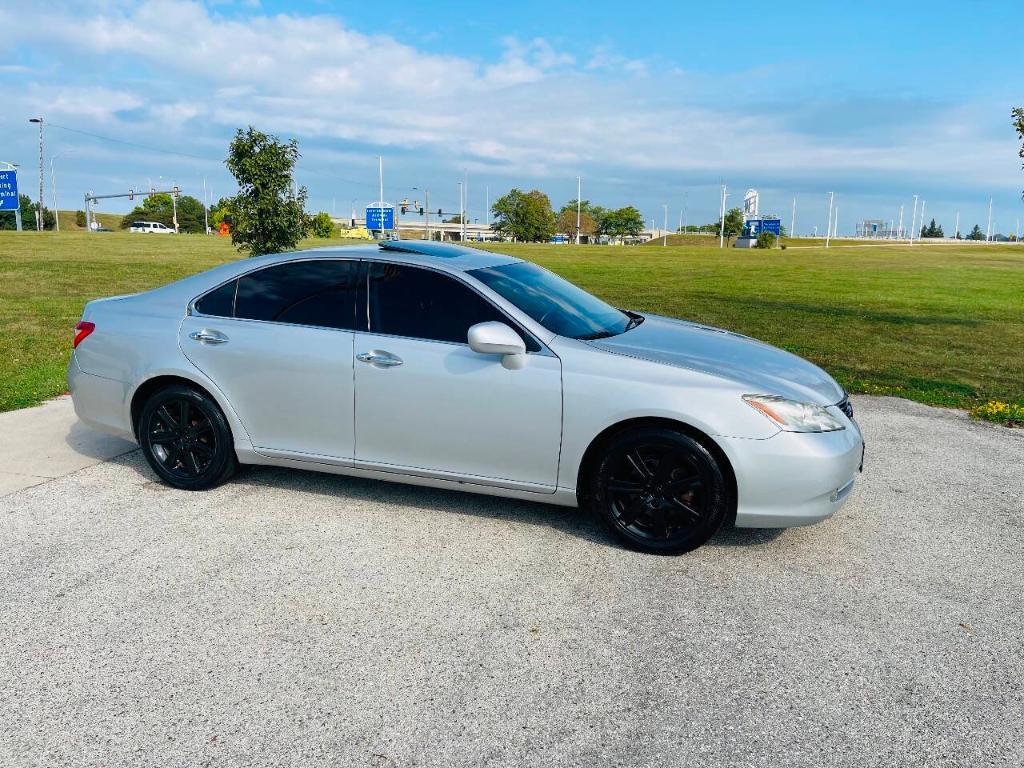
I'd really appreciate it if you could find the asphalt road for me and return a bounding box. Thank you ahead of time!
[1,396,1022,767]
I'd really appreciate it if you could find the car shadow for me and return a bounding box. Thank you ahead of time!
[113,452,787,552]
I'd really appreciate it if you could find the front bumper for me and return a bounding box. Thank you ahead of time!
[722,418,864,528]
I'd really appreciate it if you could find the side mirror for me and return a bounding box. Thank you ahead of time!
[467,321,527,370]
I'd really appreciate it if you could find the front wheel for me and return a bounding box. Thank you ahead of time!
[588,428,729,554]
[138,384,237,490]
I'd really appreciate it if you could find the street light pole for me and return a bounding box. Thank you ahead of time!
[29,118,44,231]
[718,184,728,248]
[909,195,918,245]
[49,150,72,232]
[825,192,834,248]
[576,176,581,245]
[662,204,668,246]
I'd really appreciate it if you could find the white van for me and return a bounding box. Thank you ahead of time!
[130,221,175,234]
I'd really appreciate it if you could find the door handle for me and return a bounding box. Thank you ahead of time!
[189,329,229,345]
[357,350,403,367]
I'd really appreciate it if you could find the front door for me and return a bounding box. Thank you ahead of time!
[180,259,360,459]
[353,262,562,489]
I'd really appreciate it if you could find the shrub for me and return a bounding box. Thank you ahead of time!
[75,210,86,228]
[310,211,335,238]
[755,231,777,249]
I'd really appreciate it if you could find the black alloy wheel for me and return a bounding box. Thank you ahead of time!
[591,428,728,554]
[139,384,237,490]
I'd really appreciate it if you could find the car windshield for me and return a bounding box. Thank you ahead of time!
[469,261,635,340]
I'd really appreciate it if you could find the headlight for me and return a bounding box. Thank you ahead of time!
[743,394,845,433]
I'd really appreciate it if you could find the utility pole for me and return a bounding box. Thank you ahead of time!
[425,189,431,241]
[49,151,71,232]
[576,176,581,245]
[718,184,728,248]
[458,181,464,242]
[790,197,796,239]
[29,118,44,231]
[986,197,993,242]
[909,195,918,245]
[825,191,834,248]
[202,177,209,234]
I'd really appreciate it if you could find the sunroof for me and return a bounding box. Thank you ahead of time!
[378,240,480,259]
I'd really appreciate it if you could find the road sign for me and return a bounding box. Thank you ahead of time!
[743,217,781,237]
[366,204,394,231]
[0,170,18,211]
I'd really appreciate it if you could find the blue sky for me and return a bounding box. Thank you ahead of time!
[2,0,1022,235]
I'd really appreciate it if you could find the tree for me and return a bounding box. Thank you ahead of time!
[558,199,605,238]
[310,211,334,238]
[555,208,596,240]
[717,207,745,244]
[0,194,54,231]
[209,197,234,228]
[119,193,207,233]
[1014,107,1024,199]
[967,224,985,241]
[491,188,556,242]
[599,206,645,241]
[225,126,309,256]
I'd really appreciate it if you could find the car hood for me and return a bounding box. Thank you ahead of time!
[588,314,845,406]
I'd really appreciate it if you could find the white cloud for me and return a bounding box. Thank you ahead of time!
[1,0,1019,215]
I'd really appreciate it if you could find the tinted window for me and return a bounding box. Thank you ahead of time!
[195,279,236,317]
[234,260,360,330]
[368,262,537,348]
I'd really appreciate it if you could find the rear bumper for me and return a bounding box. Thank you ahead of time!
[723,420,864,528]
[67,355,135,440]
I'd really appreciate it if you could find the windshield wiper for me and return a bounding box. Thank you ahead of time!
[579,330,617,340]
[623,311,645,332]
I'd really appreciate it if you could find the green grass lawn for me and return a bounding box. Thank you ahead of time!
[1,231,1022,418]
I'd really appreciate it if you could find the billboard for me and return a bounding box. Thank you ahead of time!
[0,170,18,211]
[743,217,781,238]
[365,205,394,231]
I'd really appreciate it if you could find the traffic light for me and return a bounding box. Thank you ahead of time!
[128,188,134,201]
[418,207,424,216]
[401,204,408,214]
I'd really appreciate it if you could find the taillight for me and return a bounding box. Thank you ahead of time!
[73,321,95,349]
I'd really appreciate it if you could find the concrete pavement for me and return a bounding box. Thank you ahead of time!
[0,395,136,495]
[0,396,1022,766]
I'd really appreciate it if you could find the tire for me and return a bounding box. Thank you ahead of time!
[138,383,237,490]
[587,427,728,555]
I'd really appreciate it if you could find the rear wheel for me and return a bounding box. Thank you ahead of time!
[138,384,237,490]
[588,428,728,554]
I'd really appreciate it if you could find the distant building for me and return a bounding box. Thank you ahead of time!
[857,219,895,238]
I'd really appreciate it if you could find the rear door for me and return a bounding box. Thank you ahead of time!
[180,259,360,459]
[353,262,563,489]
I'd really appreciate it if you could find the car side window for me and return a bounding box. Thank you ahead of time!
[366,261,539,350]
[202,260,361,330]
[194,279,236,317]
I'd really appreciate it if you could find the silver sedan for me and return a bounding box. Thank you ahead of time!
[68,240,864,554]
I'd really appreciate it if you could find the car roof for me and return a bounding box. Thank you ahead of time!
[137,241,523,309]
[281,240,521,272]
